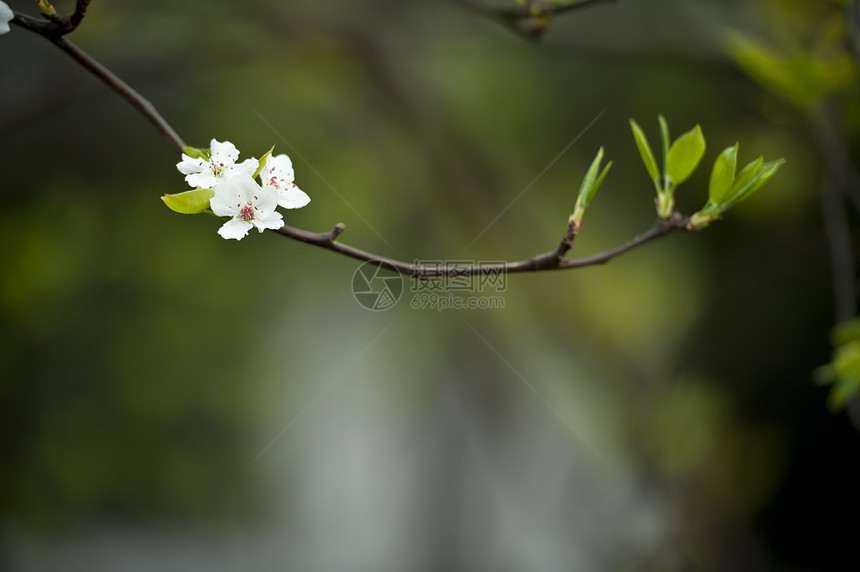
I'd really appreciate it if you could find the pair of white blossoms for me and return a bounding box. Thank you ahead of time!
[176,140,310,240]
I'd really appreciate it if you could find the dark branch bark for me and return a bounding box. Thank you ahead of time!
[69,1,92,30]
[276,213,688,278]
[52,38,186,153]
[454,0,616,40]
[11,2,185,152]
[494,0,616,19]
[11,0,91,39]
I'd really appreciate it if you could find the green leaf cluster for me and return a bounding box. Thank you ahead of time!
[629,116,706,218]
[815,318,860,411]
[630,115,784,228]
[724,29,856,109]
[688,145,785,229]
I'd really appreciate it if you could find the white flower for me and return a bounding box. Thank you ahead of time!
[260,154,310,209]
[1,2,14,35]
[176,139,258,189]
[209,174,284,240]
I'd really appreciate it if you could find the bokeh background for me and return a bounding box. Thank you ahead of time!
[1,0,858,570]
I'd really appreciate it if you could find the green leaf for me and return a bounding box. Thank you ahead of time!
[253,145,276,179]
[819,334,860,412]
[162,188,215,214]
[666,125,706,185]
[708,143,739,205]
[658,114,671,175]
[828,373,860,412]
[833,341,860,379]
[724,158,784,208]
[813,364,837,386]
[735,159,785,203]
[630,119,660,184]
[730,156,764,195]
[591,161,613,202]
[689,150,784,229]
[182,146,211,160]
[572,148,611,225]
[833,318,860,347]
[575,147,604,208]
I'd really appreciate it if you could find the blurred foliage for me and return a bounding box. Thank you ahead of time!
[816,318,860,410]
[723,0,856,108]
[0,0,859,570]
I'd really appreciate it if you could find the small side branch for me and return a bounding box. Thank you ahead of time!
[11,0,91,39]
[455,0,616,40]
[492,0,616,19]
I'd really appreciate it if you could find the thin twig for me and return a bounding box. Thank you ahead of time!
[494,0,616,19]
[276,213,687,277]
[52,38,186,153]
[805,88,860,216]
[808,110,859,321]
[11,0,91,38]
[11,2,185,152]
[69,1,92,31]
[850,0,860,80]
[454,0,616,40]
[820,177,857,323]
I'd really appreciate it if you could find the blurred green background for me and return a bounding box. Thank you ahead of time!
[1,0,858,570]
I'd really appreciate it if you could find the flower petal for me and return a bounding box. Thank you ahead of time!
[266,154,295,182]
[186,171,217,189]
[254,211,284,232]
[211,174,257,215]
[0,2,13,36]
[278,185,310,209]
[176,154,205,175]
[253,184,279,213]
[210,139,239,164]
[218,218,252,240]
[209,189,236,217]
[235,158,260,177]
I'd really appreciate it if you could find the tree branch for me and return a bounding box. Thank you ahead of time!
[493,0,616,19]
[808,110,860,322]
[850,0,860,80]
[454,0,616,40]
[820,177,857,323]
[11,1,91,38]
[11,0,691,278]
[276,213,688,277]
[11,2,186,153]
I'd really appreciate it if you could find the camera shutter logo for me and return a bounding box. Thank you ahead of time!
[351,261,404,311]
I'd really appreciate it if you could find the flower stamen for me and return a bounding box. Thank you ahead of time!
[239,202,255,222]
